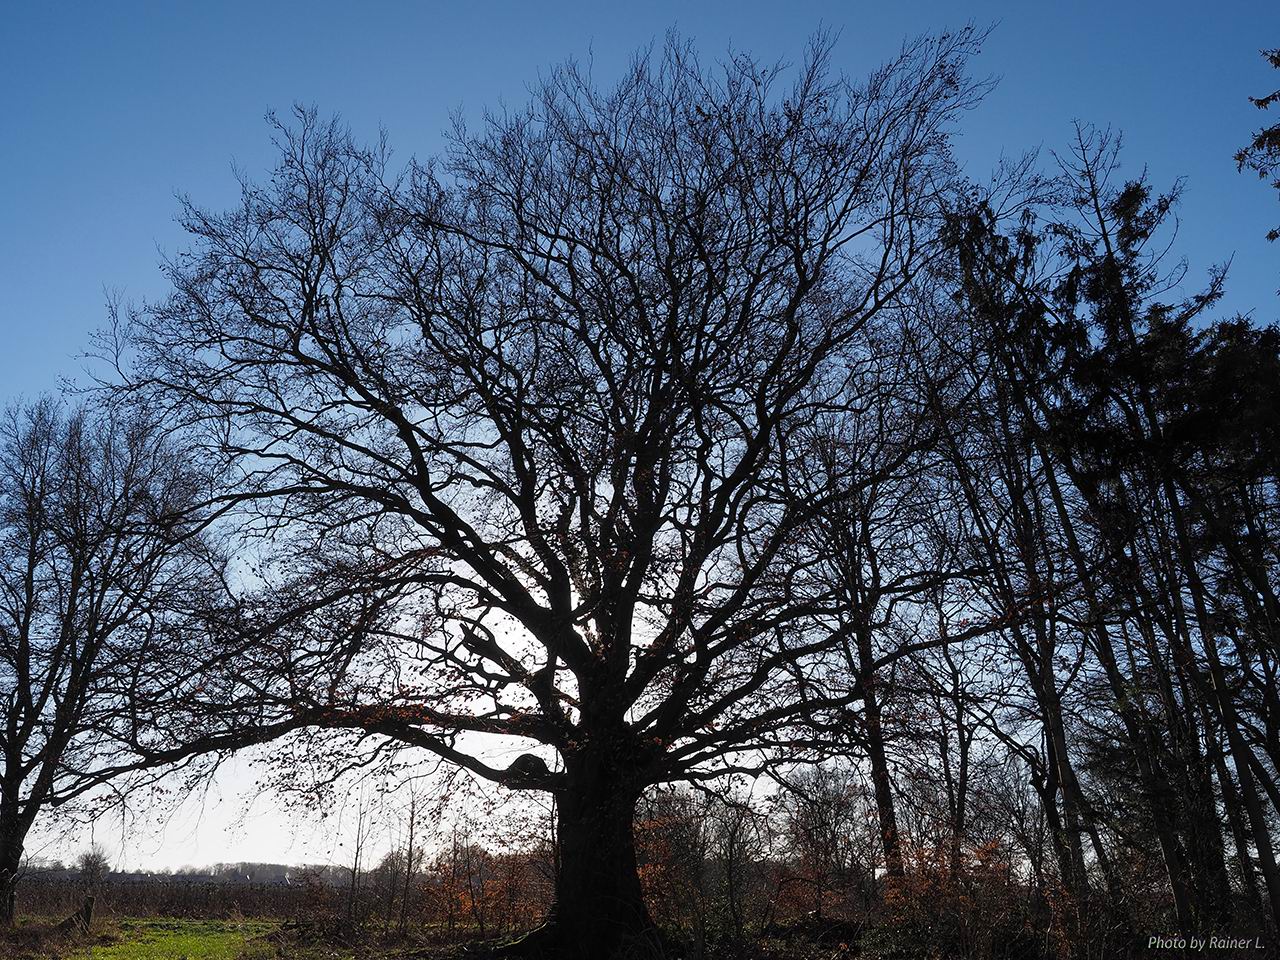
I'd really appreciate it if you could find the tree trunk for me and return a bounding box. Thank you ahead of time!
[553,776,651,954]
[0,822,23,926]
[502,756,656,958]
[1214,745,1265,916]
[857,627,904,879]
[865,687,904,878]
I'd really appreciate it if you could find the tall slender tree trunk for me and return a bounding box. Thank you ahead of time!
[1213,731,1265,915]
[1043,724,1089,897]
[399,791,418,934]
[858,632,904,878]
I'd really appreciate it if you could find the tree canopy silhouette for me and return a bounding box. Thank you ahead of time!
[117,31,987,956]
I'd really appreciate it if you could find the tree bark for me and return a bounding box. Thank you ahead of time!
[0,821,23,926]
[502,754,656,958]
[860,655,904,878]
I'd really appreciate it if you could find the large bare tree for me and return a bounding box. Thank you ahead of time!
[121,33,983,955]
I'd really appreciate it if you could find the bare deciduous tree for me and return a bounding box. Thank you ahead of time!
[118,30,985,955]
[0,400,222,921]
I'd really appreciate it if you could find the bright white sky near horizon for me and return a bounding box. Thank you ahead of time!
[2,0,1279,871]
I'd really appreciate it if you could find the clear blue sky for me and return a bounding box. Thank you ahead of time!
[2,2,1278,403]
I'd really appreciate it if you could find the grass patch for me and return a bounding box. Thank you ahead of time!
[7,917,474,960]
[65,918,274,960]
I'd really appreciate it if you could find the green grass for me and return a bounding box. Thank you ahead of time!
[6,917,463,960]
[66,919,275,960]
